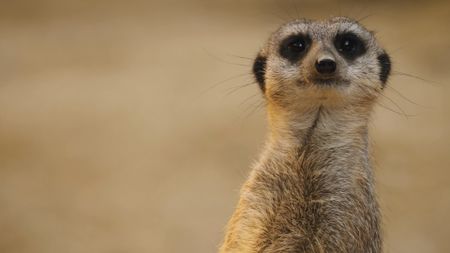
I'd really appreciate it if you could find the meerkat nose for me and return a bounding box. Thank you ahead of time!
[315,58,337,74]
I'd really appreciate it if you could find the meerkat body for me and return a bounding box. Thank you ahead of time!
[219,17,391,253]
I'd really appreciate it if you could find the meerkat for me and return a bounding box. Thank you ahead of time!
[219,17,391,253]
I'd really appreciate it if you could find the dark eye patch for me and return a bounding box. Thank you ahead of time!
[279,34,311,63]
[334,32,366,60]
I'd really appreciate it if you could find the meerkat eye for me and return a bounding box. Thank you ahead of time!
[279,34,311,62]
[334,33,366,60]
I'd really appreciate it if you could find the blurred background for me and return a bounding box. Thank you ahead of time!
[0,0,449,252]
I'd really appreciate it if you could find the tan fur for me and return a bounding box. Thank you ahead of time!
[219,17,389,253]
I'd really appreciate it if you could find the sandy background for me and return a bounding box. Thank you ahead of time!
[0,0,449,252]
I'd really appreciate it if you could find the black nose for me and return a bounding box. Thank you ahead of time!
[315,59,336,74]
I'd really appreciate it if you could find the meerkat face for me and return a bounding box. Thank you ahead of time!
[253,17,391,107]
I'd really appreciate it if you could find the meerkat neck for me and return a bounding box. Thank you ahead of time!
[266,103,372,155]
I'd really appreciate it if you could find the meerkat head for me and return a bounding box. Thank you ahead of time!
[253,17,391,109]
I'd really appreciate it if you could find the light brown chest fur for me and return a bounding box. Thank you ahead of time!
[219,106,381,253]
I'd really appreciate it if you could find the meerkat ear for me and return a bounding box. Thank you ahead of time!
[377,52,391,87]
[253,53,267,93]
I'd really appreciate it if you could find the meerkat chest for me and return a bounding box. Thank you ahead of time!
[240,156,377,252]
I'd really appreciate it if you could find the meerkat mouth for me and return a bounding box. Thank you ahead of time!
[314,78,337,85]
[312,77,350,87]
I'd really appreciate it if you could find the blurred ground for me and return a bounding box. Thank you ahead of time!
[0,0,449,252]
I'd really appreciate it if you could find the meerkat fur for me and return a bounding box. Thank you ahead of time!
[219,17,391,253]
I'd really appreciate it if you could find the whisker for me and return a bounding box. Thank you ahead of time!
[244,97,264,112]
[378,92,415,118]
[352,1,372,22]
[356,13,374,23]
[389,45,409,55]
[200,72,251,95]
[385,85,429,108]
[226,53,254,61]
[243,100,266,119]
[354,81,413,118]
[392,70,442,86]
[239,92,262,107]
[225,81,257,96]
[375,100,410,119]
[202,47,251,67]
